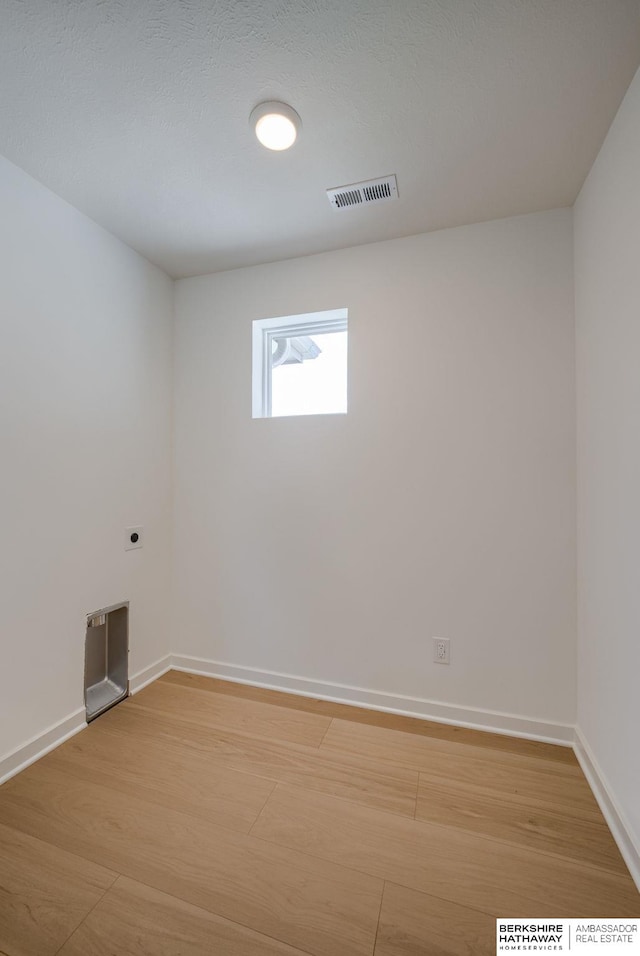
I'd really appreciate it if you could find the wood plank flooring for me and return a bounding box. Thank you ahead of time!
[0,672,638,956]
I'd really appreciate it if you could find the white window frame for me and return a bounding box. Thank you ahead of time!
[252,307,348,418]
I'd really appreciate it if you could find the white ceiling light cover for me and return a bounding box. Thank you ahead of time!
[250,101,301,151]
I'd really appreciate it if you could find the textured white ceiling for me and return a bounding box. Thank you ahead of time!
[1,0,639,277]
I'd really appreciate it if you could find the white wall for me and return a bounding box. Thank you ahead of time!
[574,68,640,854]
[0,156,173,764]
[173,209,576,733]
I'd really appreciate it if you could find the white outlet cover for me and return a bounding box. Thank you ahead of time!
[125,526,143,551]
[433,637,450,664]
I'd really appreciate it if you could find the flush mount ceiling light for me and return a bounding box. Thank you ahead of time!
[250,101,301,151]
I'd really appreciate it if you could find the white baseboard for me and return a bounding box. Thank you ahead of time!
[0,708,87,786]
[573,727,640,892]
[170,655,574,746]
[129,655,172,695]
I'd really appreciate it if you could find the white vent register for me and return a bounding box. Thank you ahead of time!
[327,175,398,209]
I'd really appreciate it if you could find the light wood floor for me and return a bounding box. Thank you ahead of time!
[1,672,638,956]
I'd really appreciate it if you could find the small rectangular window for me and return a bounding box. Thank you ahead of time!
[252,308,348,418]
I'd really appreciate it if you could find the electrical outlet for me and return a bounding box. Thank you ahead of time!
[433,637,450,664]
[124,526,143,551]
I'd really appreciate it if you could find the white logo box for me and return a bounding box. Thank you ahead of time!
[496,920,640,953]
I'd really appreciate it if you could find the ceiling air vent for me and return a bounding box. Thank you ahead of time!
[327,175,398,210]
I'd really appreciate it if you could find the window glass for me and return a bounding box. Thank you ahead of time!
[252,308,348,418]
[271,330,347,417]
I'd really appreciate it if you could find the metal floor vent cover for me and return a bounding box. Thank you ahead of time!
[327,175,398,210]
